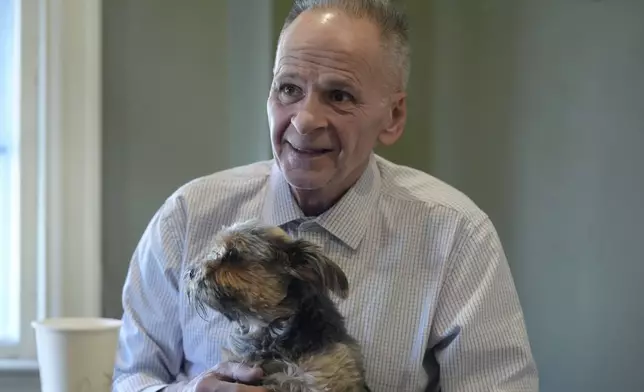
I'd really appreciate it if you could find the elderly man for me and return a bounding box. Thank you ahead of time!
[113,1,539,391]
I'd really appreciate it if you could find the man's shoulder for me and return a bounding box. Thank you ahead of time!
[167,159,274,209]
[376,155,487,224]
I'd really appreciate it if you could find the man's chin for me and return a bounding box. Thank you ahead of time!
[281,169,333,191]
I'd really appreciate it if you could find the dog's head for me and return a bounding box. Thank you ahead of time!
[185,219,349,325]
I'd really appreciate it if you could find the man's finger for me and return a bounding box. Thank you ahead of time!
[213,378,267,392]
[195,373,267,392]
[213,361,264,383]
[231,384,268,392]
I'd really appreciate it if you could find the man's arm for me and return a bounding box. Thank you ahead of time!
[112,196,188,392]
[427,216,539,392]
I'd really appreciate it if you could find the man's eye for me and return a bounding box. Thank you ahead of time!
[279,84,301,97]
[329,90,354,103]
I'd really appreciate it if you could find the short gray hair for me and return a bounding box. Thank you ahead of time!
[279,0,410,91]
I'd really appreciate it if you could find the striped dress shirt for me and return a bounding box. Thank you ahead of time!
[112,153,539,392]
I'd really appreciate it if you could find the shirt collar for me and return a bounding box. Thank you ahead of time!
[262,154,381,250]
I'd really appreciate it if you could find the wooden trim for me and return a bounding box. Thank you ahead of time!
[41,0,102,321]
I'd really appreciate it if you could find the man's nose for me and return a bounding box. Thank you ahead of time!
[291,96,327,135]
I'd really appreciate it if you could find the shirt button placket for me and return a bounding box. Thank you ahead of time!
[298,221,327,252]
[297,221,311,242]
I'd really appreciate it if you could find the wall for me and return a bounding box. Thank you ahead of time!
[416,1,644,391]
[101,0,272,318]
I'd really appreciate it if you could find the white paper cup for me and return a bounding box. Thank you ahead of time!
[32,317,122,392]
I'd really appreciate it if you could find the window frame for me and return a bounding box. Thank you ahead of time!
[0,0,102,372]
[0,0,21,351]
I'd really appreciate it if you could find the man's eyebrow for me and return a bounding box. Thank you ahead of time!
[273,69,360,89]
[273,69,302,80]
[319,76,359,90]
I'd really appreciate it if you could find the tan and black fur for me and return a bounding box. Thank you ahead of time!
[185,219,370,392]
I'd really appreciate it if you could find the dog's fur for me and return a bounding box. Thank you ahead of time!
[186,220,369,392]
[185,219,370,392]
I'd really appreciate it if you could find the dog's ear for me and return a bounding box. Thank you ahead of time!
[286,239,349,299]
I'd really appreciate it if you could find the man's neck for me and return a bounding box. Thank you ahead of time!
[290,161,370,217]
[290,188,345,217]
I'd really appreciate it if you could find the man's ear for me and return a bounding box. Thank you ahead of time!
[285,239,349,299]
[378,92,407,146]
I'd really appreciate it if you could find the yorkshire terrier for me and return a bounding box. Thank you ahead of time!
[185,219,370,392]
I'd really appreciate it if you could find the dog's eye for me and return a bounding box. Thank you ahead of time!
[222,248,239,263]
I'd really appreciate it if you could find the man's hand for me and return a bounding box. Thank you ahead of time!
[193,362,268,392]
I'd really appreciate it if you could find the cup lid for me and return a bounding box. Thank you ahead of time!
[31,317,122,331]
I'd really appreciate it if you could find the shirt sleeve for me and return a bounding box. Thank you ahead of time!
[426,216,539,392]
[112,195,189,392]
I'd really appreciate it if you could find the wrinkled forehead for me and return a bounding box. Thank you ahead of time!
[273,50,367,90]
[274,10,383,85]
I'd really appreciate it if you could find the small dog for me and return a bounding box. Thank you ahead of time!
[185,219,370,392]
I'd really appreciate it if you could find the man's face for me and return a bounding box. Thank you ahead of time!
[267,10,406,192]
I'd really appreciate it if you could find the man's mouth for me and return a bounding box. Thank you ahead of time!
[287,142,332,155]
